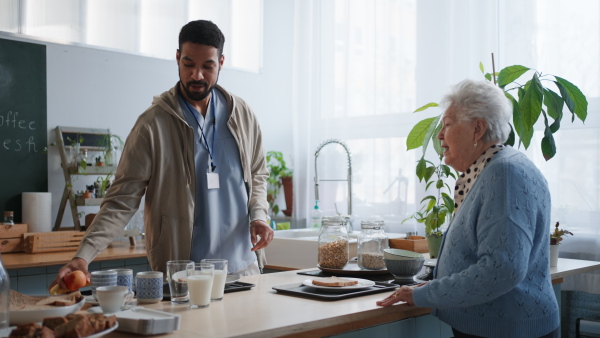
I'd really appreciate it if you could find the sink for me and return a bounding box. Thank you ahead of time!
[264,229,406,270]
[273,228,320,239]
[265,229,357,269]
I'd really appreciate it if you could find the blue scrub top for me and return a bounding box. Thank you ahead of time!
[179,89,254,273]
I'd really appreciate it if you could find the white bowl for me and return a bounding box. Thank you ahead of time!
[383,248,425,261]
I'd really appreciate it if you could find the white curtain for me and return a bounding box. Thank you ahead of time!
[292,0,600,292]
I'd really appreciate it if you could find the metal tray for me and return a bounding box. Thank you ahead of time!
[272,282,396,301]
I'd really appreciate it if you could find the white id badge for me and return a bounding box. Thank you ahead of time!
[207,172,220,189]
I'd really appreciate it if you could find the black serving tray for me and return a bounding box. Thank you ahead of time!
[162,281,255,301]
[224,281,255,293]
[272,282,396,301]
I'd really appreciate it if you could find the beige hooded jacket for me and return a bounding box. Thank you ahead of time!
[75,83,269,273]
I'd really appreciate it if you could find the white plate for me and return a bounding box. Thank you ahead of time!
[302,278,375,292]
[226,274,240,284]
[9,296,86,325]
[87,322,119,338]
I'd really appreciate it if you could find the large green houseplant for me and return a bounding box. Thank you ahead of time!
[405,61,588,257]
[266,151,293,216]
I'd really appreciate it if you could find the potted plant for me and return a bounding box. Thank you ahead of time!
[95,173,113,198]
[98,133,124,167]
[405,59,588,257]
[550,221,573,267]
[266,151,293,216]
[403,153,457,258]
[67,134,87,173]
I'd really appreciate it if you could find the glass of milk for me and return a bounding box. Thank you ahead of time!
[187,263,214,309]
[201,259,228,301]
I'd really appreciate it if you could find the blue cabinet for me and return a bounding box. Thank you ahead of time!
[8,257,150,295]
[331,314,452,338]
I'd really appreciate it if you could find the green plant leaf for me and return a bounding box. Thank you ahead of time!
[406,117,438,151]
[424,166,436,183]
[435,179,444,189]
[505,126,515,147]
[543,88,564,121]
[507,92,533,149]
[484,73,492,82]
[498,65,530,88]
[414,102,439,113]
[519,72,544,130]
[416,157,427,182]
[555,76,588,122]
[541,125,556,161]
[479,62,484,74]
[421,115,441,155]
[441,192,455,214]
[432,123,444,156]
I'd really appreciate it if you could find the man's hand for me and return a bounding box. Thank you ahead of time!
[250,220,274,251]
[48,257,90,293]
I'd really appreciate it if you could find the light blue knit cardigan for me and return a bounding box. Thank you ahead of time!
[412,146,559,338]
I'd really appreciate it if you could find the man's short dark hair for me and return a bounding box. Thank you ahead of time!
[178,20,225,56]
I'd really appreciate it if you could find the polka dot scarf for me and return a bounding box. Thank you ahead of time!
[454,144,506,213]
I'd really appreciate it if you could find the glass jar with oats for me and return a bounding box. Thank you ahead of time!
[317,217,349,269]
[357,220,388,270]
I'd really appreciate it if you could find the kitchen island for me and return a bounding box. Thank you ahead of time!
[103,257,600,338]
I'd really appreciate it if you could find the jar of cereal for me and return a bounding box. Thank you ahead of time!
[317,217,349,269]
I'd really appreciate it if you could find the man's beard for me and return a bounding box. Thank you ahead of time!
[180,71,220,102]
[182,80,214,101]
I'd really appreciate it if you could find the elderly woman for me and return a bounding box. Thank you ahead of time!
[378,79,559,338]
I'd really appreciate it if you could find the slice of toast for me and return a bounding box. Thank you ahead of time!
[311,276,358,287]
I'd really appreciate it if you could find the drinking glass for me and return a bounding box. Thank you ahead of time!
[201,259,228,301]
[166,260,194,304]
[187,263,214,309]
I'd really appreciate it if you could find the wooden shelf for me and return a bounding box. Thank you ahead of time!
[68,165,116,175]
[75,197,103,206]
[54,126,114,231]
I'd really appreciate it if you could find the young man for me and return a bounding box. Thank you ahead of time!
[50,20,273,290]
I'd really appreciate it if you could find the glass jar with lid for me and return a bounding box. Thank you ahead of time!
[318,216,349,269]
[357,220,389,270]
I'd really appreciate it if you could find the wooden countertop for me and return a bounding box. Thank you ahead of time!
[103,258,600,338]
[2,242,147,269]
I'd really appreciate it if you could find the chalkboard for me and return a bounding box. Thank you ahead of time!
[0,38,48,223]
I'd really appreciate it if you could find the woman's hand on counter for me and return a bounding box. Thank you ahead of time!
[48,257,91,292]
[376,282,426,307]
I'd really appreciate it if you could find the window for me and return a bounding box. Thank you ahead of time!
[0,0,263,72]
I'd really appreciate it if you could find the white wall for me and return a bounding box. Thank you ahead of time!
[0,0,295,228]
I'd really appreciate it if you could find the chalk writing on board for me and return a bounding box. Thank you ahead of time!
[0,110,42,153]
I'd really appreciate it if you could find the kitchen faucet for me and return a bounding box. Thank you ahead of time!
[314,139,352,216]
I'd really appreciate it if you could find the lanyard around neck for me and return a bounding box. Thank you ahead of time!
[183,89,217,172]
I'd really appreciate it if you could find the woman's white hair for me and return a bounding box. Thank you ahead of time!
[440,79,512,144]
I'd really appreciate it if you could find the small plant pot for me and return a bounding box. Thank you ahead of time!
[550,244,559,267]
[426,234,443,258]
